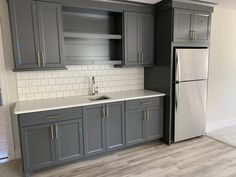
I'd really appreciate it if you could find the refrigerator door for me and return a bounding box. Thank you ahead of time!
[176,48,209,82]
[175,80,207,142]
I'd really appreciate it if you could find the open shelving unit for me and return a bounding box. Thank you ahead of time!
[62,7,123,65]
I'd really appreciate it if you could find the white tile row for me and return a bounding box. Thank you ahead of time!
[17,65,144,101]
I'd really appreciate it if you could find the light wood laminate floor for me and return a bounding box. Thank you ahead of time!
[1,137,236,177]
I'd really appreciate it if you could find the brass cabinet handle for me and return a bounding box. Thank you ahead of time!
[141,53,144,64]
[194,30,197,40]
[190,30,193,40]
[143,109,147,120]
[37,51,41,66]
[50,125,54,139]
[137,53,140,64]
[102,105,106,118]
[146,109,149,120]
[41,51,46,66]
[106,105,109,118]
[45,114,62,119]
[138,53,141,64]
[55,124,59,139]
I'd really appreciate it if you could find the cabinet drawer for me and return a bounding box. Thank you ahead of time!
[19,107,82,127]
[125,97,163,110]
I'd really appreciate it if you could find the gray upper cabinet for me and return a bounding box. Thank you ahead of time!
[140,13,154,65]
[8,0,65,71]
[55,119,83,164]
[173,8,211,43]
[124,12,139,66]
[124,11,154,66]
[9,0,40,69]
[36,2,65,68]
[21,123,56,171]
[193,11,211,42]
[83,104,106,157]
[105,102,125,151]
[174,9,193,42]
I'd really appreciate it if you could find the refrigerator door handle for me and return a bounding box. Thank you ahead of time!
[175,50,181,82]
[175,84,179,112]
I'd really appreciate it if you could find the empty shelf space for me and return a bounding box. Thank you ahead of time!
[64,32,122,39]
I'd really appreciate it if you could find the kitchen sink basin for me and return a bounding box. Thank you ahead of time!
[88,95,111,101]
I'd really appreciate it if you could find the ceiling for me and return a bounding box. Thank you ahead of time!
[126,0,236,10]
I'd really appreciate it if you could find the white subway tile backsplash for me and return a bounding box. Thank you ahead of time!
[16,65,144,101]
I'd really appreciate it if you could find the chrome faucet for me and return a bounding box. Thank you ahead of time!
[92,76,99,95]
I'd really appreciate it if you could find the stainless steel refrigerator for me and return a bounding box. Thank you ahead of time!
[174,48,209,142]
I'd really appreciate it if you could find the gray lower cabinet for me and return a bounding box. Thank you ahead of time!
[126,109,146,146]
[125,97,163,147]
[83,104,106,157]
[145,107,163,141]
[83,102,125,157]
[18,98,163,177]
[124,11,154,66]
[21,124,56,171]
[19,108,83,177]
[105,102,125,151]
[55,119,83,164]
[8,0,65,71]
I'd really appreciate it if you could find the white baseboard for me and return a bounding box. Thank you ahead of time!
[14,149,21,159]
[206,117,236,133]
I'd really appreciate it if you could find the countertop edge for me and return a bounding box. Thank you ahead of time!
[14,93,165,115]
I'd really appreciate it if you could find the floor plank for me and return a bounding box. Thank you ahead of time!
[1,137,236,177]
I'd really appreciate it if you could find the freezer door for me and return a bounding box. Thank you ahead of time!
[174,80,207,142]
[176,48,209,82]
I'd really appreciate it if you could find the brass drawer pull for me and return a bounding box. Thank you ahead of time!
[45,114,62,119]
[50,125,54,139]
[141,102,152,105]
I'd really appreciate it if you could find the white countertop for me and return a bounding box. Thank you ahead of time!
[14,90,165,115]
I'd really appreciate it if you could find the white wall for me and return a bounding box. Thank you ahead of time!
[207,7,236,130]
[0,0,19,159]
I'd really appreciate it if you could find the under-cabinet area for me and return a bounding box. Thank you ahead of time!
[15,91,164,177]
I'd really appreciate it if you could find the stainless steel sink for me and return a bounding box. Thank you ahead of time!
[88,95,111,101]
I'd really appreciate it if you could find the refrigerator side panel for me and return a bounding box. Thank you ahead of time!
[176,48,209,82]
[174,80,207,142]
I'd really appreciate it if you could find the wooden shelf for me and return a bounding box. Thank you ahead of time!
[64,32,122,40]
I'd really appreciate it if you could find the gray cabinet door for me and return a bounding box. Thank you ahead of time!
[105,102,125,151]
[9,0,40,69]
[174,9,193,42]
[145,107,163,141]
[124,12,140,65]
[126,109,145,146]
[55,119,83,164]
[37,2,64,68]
[21,124,56,171]
[140,13,154,65]
[83,104,106,157]
[193,11,211,43]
